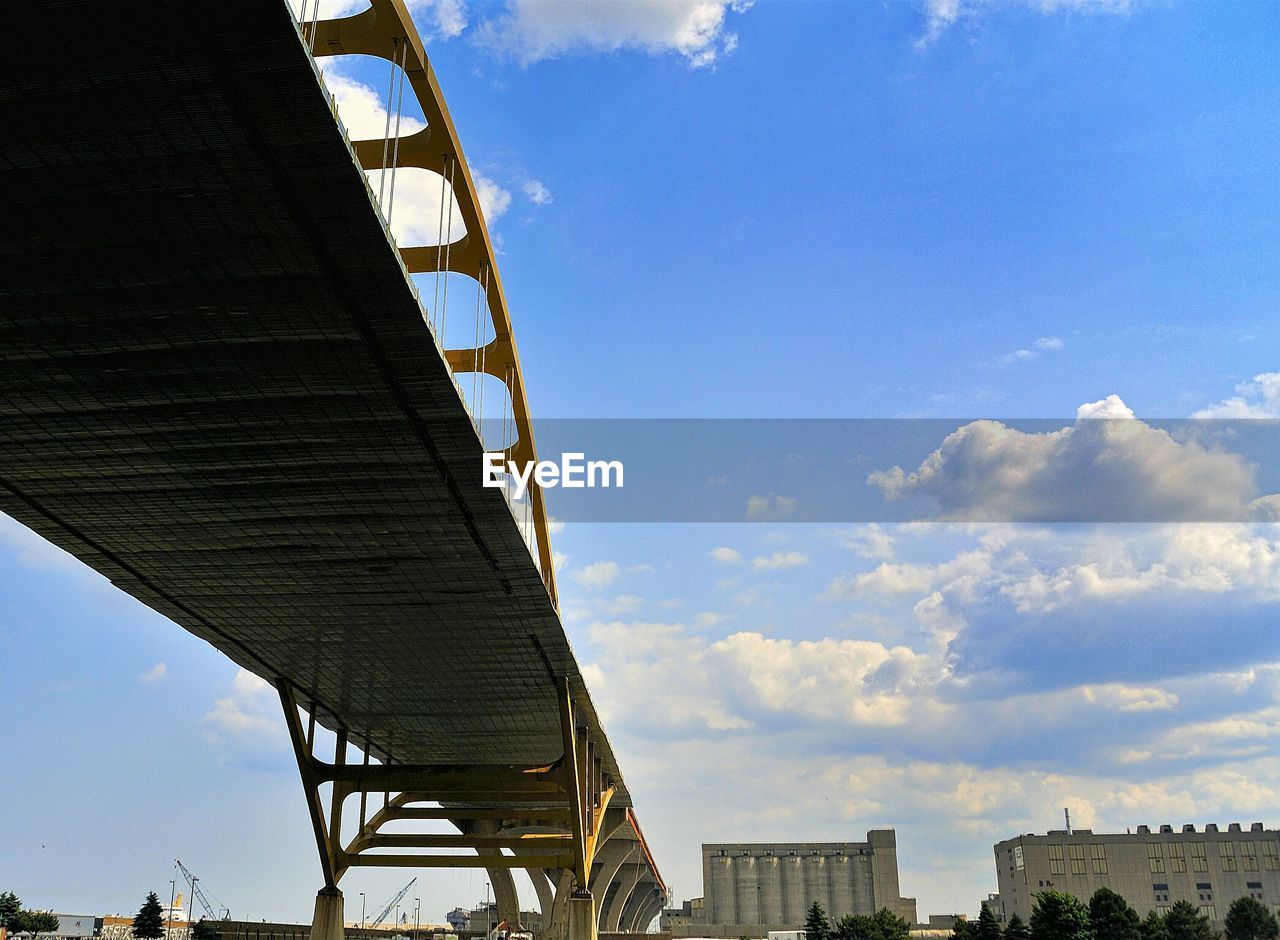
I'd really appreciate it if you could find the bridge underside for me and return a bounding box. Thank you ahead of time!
[0,0,612,777]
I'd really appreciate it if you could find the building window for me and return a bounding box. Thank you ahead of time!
[1070,844,1086,875]
[1091,844,1108,874]
[1221,842,1238,872]
[1262,842,1279,872]
[1191,842,1209,873]
[1243,843,1259,871]
[1170,843,1187,873]
[1048,845,1066,876]
[1149,844,1166,874]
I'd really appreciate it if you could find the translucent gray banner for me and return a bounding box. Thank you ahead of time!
[478,418,1280,523]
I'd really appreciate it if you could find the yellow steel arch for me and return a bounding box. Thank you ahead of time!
[301,0,558,605]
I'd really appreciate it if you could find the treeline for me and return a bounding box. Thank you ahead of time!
[948,888,1278,940]
[803,903,913,940]
[1,892,60,937]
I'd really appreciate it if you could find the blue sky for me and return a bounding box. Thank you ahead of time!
[4,0,1280,926]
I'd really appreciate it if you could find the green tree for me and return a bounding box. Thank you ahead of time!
[1004,914,1030,940]
[1088,888,1140,940]
[868,908,911,940]
[951,919,977,940]
[1139,910,1170,940]
[1225,897,1280,940]
[191,920,218,940]
[1029,890,1092,940]
[1163,901,1213,940]
[975,903,1002,940]
[132,893,166,940]
[833,914,872,940]
[0,894,21,933]
[805,903,832,940]
[12,911,59,937]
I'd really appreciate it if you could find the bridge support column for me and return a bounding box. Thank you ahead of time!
[311,887,344,940]
[566,890,596,940]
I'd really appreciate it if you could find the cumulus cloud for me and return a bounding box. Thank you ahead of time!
[1194,372,1280,419]
[138,662,168,684]
[572,560,621,588]
[751,551,809,570]
[205,669,277,737]
[290,0,466,39]
[320,66,427,141]
[917,0,1133,48]
[1000,335,1065,364]
[522,179,553,206]
[710,546,743,564]
[475,0,753,69]
[868,396,1264,522]
[747,494,797,521]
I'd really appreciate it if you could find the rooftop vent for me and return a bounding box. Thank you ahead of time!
[1252,823,1265,832]
[1229,823,1242,832]
[1160,825,1174,833]
[1206,824,1219,833]
[1183,825,1197,833]
[1138,825,1151,834]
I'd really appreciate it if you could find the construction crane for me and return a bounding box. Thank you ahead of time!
[370,877,417,929]
[175,859,231,921]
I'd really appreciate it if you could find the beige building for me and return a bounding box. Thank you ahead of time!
[668,832,917,937]
[993,823,1280,928]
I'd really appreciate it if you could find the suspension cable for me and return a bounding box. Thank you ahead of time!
[386,39,409,224]
[440,155,456,343]
[377,39,397,208]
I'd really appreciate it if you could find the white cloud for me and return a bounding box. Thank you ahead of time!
[138,662,168,684]
[918,0,1133,48]
[842,524,896,560]
[205,670,277,737]
[320,67,427,142]
[751,551,809,570]
[290,1,466,39]
[710,546,743,564]
[522,179,553,206]
[1000,335,1065,364]
[830,549,990,598]
[475,0,753,69]
[746,494,797,521]
[1194,372,1280,419]
[572,560,621,588]
[473,171,514,225]
[869,396,1263,522]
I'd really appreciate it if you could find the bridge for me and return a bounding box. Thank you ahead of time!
[0,2,666,938]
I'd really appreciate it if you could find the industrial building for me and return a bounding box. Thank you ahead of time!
[664,832,917,937]
[993,822,1280,927]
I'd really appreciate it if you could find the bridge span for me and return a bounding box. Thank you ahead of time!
[0,2,665,938]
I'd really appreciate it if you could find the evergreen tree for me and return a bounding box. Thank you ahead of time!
[832,914,871,940]
[805,903,832,940]
[951,919,977,940]
[132,893,166,940]
[1163,901,1214,940]
[1004,914,1030,940]
[1138,910,1169,940]
[191,920,218,940]
[0,894,21,933]
[975,903,1002,940]
[868,908,911,940]
[12,911,59,937]
[1088,888,1140,940]
[1225,897,1280,940]
[1029,890,1092,940]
